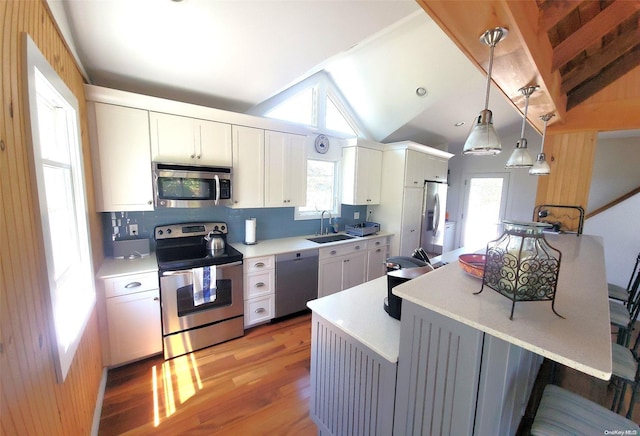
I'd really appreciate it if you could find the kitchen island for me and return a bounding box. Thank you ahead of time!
[307,234,611,435]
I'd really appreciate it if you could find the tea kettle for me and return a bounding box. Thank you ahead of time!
[204,230,225,255]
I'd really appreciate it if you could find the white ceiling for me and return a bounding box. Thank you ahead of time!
[52,0,526,153]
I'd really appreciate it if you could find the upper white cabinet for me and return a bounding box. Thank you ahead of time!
[405,149,449,187]
[342,145,383,205]
[264,131,307,207]
[88,102,154,212]
[150,112,232,166]
[232,125,265,208]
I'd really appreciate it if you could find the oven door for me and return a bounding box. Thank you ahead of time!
[160,260,243,336]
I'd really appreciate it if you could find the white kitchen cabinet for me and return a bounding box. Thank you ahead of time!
[318,241,368,297]
[150,111,232,166]
[88,102,154,211]
[100,271,162,366]
[367,236,390,281]
[341,146,383,205]
[264,131,307,207]
[243,255,275,327]
[231,125,265,208]
[443,221,456,253]
[370,142,453,257]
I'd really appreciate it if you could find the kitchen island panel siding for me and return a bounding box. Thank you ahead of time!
[394,303,483,436]
[310,313,396,436]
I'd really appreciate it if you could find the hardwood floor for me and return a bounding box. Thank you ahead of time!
[100,313,639,435]
[99,314,316,435]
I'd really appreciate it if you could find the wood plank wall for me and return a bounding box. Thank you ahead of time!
[1,1,105,435]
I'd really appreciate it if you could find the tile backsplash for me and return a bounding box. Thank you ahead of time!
[102,204,368,257]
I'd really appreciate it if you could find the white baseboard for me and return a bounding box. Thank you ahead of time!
[91,368,108,436]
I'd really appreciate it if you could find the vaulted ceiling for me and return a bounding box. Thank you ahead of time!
[417,0,640,134]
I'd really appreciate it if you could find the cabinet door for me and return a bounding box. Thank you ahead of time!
[367,245,388,281]
[424,155,448,182]
[198,120,232,167]
[400,188,424,256]
[265,131,307,207]
[343,250,368,289]
[404,150,427,187]
[149,112,196,164]
[318,255,344,298]
[106,289,162,365]
[92,103,153,211]
[231,126,264,208]
[342,147,383,205]
[364,148,383,204]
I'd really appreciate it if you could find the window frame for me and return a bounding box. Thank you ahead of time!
[24,33,96,383]
[295,158,342,221]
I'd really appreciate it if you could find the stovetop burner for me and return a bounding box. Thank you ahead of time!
[155,222,243,271]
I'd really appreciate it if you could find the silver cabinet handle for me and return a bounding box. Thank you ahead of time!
[255,282,265,288]
[330,250,337,255]
[255,307,266,314]
[355,245,361,250]
[376,248,382,252]
[125,281,142,289]
[153,297,159,301]
[375,241,381,246]
[255,262,265,268]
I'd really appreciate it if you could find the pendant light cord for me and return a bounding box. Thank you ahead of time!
[484,43,495,111]
[539,113,555,153]
[520,93,530,139]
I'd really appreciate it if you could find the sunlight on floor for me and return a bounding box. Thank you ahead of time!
[152,353,203,426]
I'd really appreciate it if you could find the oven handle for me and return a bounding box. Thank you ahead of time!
[160,261,243,276]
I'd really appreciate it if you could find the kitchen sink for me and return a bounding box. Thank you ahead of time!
[307,234,356,244]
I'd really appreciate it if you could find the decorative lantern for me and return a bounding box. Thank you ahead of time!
[475,220,562,320]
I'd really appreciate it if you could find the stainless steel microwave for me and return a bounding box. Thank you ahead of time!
[153,162,232,208]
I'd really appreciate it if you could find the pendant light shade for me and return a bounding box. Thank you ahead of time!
[529,113,554,175]
[506,85,538,168]
[462,27,508,156]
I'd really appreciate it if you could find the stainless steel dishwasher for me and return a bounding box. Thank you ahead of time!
[275,250,319,318]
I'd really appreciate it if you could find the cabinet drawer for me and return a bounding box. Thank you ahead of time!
[366,236,389,249]
[104,272,159,298]
[245,271,274,299]
[319,241,366,259]
[245,255,275,273]
[244,295,275,327]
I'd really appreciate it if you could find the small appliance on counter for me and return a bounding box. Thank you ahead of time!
[112,238,150,259]
[345,221,380,237]
[384,260,433,320]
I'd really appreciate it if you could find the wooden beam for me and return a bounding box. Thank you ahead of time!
[551,0,640,71]
[567,46,640,109]
[561,26,640,92]
[415,0,565,131]
[538,0,583,32]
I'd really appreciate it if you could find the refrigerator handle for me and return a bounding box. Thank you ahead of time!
[433,193,440,233]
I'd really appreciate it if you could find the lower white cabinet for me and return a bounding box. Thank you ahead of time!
[99,271,162,366]
[243,255,275,327]
[367,236,390,281]
[318,243,367,298]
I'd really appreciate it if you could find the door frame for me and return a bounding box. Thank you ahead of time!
[460,172,510,250]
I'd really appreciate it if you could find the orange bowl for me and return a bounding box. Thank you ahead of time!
[458,254,486,279]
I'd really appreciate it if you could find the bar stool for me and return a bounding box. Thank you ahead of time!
[531,384,639,435]
[611,329,640,418]
[610,269,640,346]
[609,253,640,305]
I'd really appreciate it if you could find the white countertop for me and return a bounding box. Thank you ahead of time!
[96,253,158,279]
[230,231,392,258]
[394,234,612,380]
[307,276,401,363]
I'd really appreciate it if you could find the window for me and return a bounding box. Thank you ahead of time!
[24,34,95,383]
[295,159,341,220]
[265,86,317,127]
[326,94,356,136]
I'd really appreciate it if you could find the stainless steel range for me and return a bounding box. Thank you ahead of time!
[155,222,244,360]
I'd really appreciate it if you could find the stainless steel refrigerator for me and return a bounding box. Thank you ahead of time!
[420,180,448,255]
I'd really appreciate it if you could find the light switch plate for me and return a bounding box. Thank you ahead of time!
[354,212,360,219]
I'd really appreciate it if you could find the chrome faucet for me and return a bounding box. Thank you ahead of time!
[320,210,333,235]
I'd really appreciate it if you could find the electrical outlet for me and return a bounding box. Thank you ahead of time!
[354,212,360,219]
[129,224,139,235]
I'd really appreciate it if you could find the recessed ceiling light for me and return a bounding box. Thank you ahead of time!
[416,87,428,97]
[455,121,465,127]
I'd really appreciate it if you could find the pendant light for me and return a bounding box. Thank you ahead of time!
[506,85,538,168]
[529,113,554,175]
[462,27,508,156]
